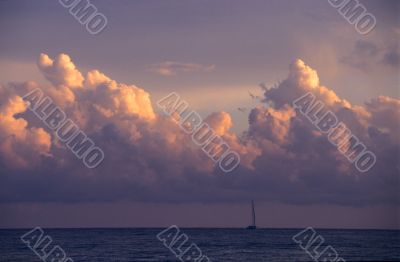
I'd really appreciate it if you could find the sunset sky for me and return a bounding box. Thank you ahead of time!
[0,0,399,229]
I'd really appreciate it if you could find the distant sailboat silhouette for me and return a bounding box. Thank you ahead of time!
[246,200,257,230]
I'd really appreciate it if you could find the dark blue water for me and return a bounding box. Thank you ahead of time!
[0,228,399,261]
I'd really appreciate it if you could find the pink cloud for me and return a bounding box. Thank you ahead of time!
[0,54,398,208]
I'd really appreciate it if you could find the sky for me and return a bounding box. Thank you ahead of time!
[0,0,399,229]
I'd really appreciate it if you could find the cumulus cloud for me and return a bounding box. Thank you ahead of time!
[204,112,232,136]
[0,53,398,208]
[0,89,51,168]
[364,96,400,142]
[148,61,215,76]
[38,53,84,88]
[263,59,350,109]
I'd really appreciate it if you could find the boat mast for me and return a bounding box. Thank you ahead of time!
[251,200,256,227]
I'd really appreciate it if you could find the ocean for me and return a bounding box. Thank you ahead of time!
[0,228,399,261]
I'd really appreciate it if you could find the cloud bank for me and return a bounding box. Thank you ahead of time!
[0,53,398,207]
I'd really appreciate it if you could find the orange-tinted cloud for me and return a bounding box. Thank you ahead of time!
[0,54,398,208]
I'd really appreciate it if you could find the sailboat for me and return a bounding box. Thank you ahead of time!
[246,200,257,230]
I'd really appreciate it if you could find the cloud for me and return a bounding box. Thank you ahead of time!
[340,40,379,72]
[341,40,400,71]
[262,59,349,109]
[364,96,400,142]
[0,87,51,169]
[148,61,215,76]
[0,53,398,208]
[38,53,84,88]
[382,50,400,68]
